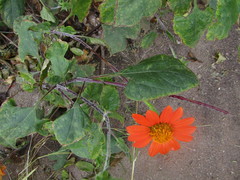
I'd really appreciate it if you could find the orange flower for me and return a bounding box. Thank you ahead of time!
[0,165,6,176]
[126,106,196,156]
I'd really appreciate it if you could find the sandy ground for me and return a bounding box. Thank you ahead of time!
[110,24,240,180]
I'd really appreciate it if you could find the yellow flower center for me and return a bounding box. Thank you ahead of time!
[149,123,173,144]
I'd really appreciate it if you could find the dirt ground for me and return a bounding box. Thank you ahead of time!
[0,14,239,180]
[109,23,240,179]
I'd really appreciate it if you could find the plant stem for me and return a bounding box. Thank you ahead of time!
[143,100,158,113]
[103,112,111,171]
[169,95,229,114]
[65,77,126,88]
[131,148,139,180]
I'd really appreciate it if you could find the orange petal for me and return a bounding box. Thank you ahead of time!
[148,141,161,157]
[174,134,193,142]
[126,125,150,134]
[169,139,181,150]
[159,106,173,123]
[132,137,152,148]
[132,114,153,127]
[174,126,196,134]
[145,110,159,125]
[0,165,6,176]
[169,107,183,123]
[174,117,195,126]
[161,143,172,154]
[128,133,151,142]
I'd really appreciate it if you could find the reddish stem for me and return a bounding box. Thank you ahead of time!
[169,95,229,114]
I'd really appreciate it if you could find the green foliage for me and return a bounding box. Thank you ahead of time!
[102,24,140,54]
[173,7,213,47]
[99,0,162,26]
[70,0,92,22]
[75,160,95,172]
[53,103,90,145]
[100,86,120,111]
[40,6,56,23]
[168,0,192,15]
[121,54,198,101]
[0,0,25,28]
[0,99,40,147]
[141,32,158,49]
[46,40,70,78]
[64,123,105,159]
[206,0,239,40]
[14,17,42,62]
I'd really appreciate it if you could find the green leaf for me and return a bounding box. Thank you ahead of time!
[100,86,119,111]
[48,151,70,170]
[70,0,92,22]
[82,83,103,102]
[141,32,158,49]
[53,103,90,145]
[95,171,121,180]
[1,0,25,28]
[14,17,41,62]
[99,0,162,26]
[65,124,105,159]
[46,40,70,77]
[173,7,213,47]
[206,0,239,40]
[121,54,198,101]
[70,48,84,56]
[80,36,107,46]
[44,90,67,107]
[75,161,94,172]
[168,0,192,15]
[0,99,39,147]
[108,111,124,124]
[102,24,140,54]
[71,63,95,77]
[40,6,56,23]
[58,26,77,34]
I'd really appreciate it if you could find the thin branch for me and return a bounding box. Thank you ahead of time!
[169,95,229,114]
[0,33,18,48]
[65,77,126,88]
[103,112,111,172]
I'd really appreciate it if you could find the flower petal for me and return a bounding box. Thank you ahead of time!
[128,133,151,142]
[169,139,181,150]
[132,137,152,148]
[148,141,161,157]
[159,105,173,123]
[132,114,153,127]
[174,117,195,126]
[145,110,159,125]
[174,134,193,142]
[126,125,150,134]
[174,126,196,134]
[169,107,183,123]
[161,143,172,154]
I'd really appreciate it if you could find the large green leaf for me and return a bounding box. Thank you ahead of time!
[173,7,213,47]
[64,124,105,159]
[206,0,239,40]
[102,24,140,54]
[0,99,39,147]
[14,17,41,62]
[53,103,90,145]
[121,55,198,101]
[168,0,192,15]
[70,0,92,22]
[141,32,158,49]
[100,86,120,111]
[46,40,70,78]
[99,0,162,26]
[1,0,25,28]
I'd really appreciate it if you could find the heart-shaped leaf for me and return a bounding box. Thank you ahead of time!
[121,55,198,101]
[0,99,40,147]
[53,103,90,145]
